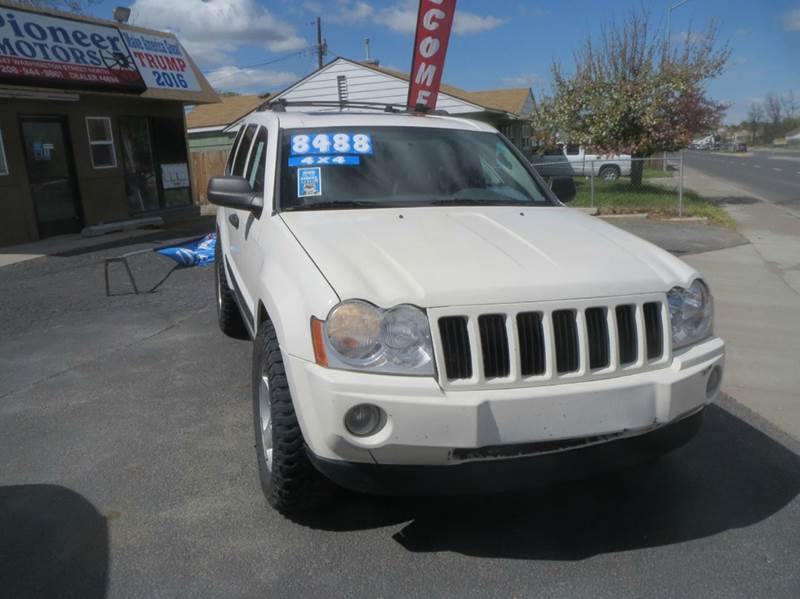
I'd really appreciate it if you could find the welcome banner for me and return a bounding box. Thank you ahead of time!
[406,0,457,110]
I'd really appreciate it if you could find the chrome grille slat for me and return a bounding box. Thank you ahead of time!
[431,295,671,390]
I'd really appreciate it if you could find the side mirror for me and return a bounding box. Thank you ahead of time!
[550,176,576,203]
[207,176,263,212]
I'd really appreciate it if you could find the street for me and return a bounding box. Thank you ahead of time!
[685,150,800,210]
[2,218,800,598]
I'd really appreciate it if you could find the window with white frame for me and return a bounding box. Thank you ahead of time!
[86,117,116,168]
[0,129,8,176]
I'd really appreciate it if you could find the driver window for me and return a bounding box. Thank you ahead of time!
[232,124,257,177]
[244,127,268,192]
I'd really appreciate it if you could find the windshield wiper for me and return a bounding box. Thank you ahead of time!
[284,200,382,211]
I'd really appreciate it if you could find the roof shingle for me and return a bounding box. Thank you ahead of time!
[186,95,267,129]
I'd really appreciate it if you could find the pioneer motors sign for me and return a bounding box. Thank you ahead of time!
[406,0,457,110]
[0,6,145,92]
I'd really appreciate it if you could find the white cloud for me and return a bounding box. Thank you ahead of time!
[130,0,307,65]
[370,1,505,35]
[327,0,374,24]
[205,66,299,92]
[675,31,710,45]
[452,12,506,35]
[787,9,800,31]
[501,73,543,87]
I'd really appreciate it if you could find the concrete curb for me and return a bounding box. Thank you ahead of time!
[665,216,708,224]
[599,213,649,220]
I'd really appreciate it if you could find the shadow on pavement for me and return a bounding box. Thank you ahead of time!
[0,484,108,598]
[303,404,800,560]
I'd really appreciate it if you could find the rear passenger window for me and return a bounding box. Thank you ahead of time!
[565,143,580,155]
[225,127,246,176]
[245,127,268,193]
[232,124,257,177]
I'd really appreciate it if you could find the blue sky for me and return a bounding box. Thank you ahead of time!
[89,0,800,123]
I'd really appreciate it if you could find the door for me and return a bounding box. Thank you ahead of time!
[119,116,160,213]
[582,146,600,176]
[20,117,82,238]
[222,123,263,314]
[564,143,583,175]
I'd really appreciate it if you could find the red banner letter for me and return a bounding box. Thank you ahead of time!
[406,0,457,111]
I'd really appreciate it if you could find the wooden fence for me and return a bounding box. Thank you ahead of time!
[190,150,227,204]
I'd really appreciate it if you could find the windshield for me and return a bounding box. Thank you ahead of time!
[278,126,551,211]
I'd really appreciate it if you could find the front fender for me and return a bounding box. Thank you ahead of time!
[254,215,340,361]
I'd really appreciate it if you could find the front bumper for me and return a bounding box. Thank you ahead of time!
[308,407,704,495]
[283,336,724,468]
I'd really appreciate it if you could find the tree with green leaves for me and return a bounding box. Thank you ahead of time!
[532,11,730,184]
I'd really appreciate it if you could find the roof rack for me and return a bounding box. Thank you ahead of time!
[258,99,449,116]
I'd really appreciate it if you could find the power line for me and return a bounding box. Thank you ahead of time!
[208,47,316,86]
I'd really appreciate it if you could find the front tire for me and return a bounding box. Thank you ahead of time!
[252,320,333,514]
[598,165,621,181]
[215,228,248,340]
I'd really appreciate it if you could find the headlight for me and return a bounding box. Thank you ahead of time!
[667,279,713,349]
[319,300,434,375]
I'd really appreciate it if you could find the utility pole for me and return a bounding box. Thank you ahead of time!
[315,17,327,70]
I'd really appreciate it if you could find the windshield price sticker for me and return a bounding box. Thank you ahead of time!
[288,155,360,167]
[297,167,322,197]
[291,133,373,155]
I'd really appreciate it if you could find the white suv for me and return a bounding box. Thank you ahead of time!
[209,103,724,515]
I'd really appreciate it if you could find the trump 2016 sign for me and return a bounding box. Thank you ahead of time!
[406,0,457,110]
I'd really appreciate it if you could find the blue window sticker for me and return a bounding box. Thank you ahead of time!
[290,133,373,155]
[297,167,322,197]
[288,155,360,167]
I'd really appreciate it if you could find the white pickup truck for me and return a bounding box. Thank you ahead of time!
[531,143,632,180]
[208,104,723,515]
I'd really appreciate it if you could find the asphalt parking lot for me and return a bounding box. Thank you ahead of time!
[1,232,799,598]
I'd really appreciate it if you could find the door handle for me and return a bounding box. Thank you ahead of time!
[228,213,239,229]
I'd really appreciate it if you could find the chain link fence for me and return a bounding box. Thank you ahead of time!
[532,153,690,217]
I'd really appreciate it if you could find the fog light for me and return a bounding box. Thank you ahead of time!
[344,404,385,437]
[706,366,722,399]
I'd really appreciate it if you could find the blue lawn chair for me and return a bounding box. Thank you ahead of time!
[104,233,216,296]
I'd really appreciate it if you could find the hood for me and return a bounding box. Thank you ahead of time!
[280,206,697,308]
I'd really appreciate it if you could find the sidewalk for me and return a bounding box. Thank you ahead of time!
[679,167,800,440]
[0,215,215,268]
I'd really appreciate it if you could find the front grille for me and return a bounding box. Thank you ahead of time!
[438,316,472,380]
[553,310,579,373]
[585,307,610,369]
[643,302,663,359]
[478,314,510,378]
[433,296,668,388]
[616,304,638,365]
[517,312,545,376]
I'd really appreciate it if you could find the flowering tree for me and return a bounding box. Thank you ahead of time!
[532,12,730,184]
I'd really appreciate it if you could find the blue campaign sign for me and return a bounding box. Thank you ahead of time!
[291,133,373,155]
[288,155,360,167]
[297,167,322,197]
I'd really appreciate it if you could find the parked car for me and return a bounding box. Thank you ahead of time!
[209,104,724,515]
[531,143,632,180]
